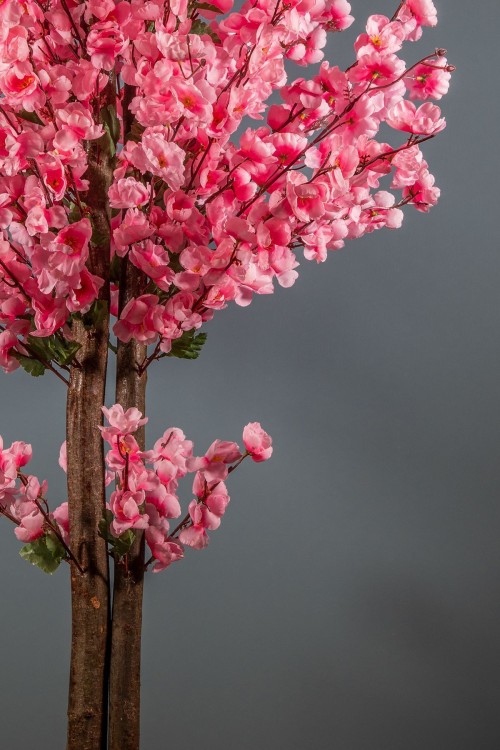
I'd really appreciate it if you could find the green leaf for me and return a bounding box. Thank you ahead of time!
[113,530,136,558]
[167,330,207,360]
[196,2,223,12]
[190,19,221,43]
[24,334,82,368]
[53,340,81,367]
[17,110,44,126]
[98,510,136,559]
[81,299,108,329]
[13,353,46,377]
[67,202,83,223]
[102,123,116,157]
[98,509,115,542]
[101,104,121,144]
[19,533,66,574]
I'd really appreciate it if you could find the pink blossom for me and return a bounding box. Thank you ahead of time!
[9,441,32,468]
[0,448,17,491]
[323,0,354,31]
[67,270,103,314]
[101,405,148,436]
[145,527,184,571]
[349,52,405,85]
[110,489,149,536]
[59,441,67,473]
[405,61,451,100]
[0,329,20,372]
[106,434,145,473]
[188,440,242,482]
[178,522,209,550]
[286,172,326,223]
[109,178,150,209]
[243,422,273,462]
[0,61,43,111]
[403,166,441,211]
[38,156,67,201]
[145,481,182,521]
[54,219,92,259]
[31,296,67,337]
[152,428,193,482]
[406,0,438,27]
[56,103,104,141]
[386,101,446,134]
[113,208,154,255]
[87,22,129,71]
[204,481,230,518]
[52,502,69,545]
[140,132,186,190]
[129,241,174,291]
[354,16,405,56]
[114,294,163,344]
[14,506,44,542]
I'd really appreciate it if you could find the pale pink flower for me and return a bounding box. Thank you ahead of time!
[0,329,20,373]
[59,441,67,473]
[52,502,69,545]
[113,208,154,255]
[146,526,184,571]
[405,61,451,100]
[188,440,242,482]
[110,489,149,536]
[87,21,129,71]
[386,100,446,134]
[101,404,148,436]
[406,0,438,27]
[14,506,44,542]
[349,52,405,84]
[9,441,32,468]
[56,102,104,140]
[286,172,326,223]
[129,240,174,291]
[354,15,405,56]
[322,0,354,31]
[243,422,273,462]
[178,523,209,550]
[140,132,186,190]
[114,294,163,344]
[0,61,44,111]
[109,178,150,209]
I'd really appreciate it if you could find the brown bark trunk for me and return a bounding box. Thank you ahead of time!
[66,78,115,750]
[66,316,110,750]
[108,259,147,750]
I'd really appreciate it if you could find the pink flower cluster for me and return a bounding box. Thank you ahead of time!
[100,405,272,571]
[0,0,451,374]
[0,415,272,571]
[0,435,68,544]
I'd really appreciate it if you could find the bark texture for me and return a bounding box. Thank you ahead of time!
[108,258,147,750]
[66,79,114,750]
[66,316,110,750]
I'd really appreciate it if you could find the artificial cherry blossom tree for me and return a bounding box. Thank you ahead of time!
[0,0,452,748]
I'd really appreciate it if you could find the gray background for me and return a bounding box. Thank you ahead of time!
[1,1,499,747]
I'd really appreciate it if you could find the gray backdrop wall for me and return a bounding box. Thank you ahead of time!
[1,1,499,748]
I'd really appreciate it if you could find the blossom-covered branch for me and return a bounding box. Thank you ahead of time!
[0,0,452,378]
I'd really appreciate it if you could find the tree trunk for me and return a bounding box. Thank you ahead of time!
[66,78,114,750]
[66,316,110,750]
[108,258,147,750]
